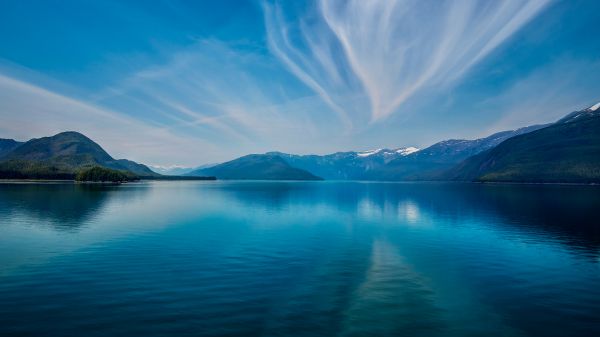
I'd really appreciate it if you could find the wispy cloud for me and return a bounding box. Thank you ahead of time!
[0,73,220,166]
[0,39,355,165]
[264,0,550,121]
[474,58,600,137]
[3,0,597,166]
[93,40,347,155]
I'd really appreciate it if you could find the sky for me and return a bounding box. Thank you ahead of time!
[1,0,599,167]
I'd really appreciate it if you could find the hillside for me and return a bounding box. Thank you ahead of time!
[0,139,23,158]
[0,131,158,179]
[447,106,600,183]
[368,124,549,181]
[190,154,322,180]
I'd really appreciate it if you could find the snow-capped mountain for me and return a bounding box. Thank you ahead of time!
[557,101,600,124]
[202,122,548,180]
[398,124,548,165]
[369,124,550,180]
[357,147,419,159]
[189,100,600,181]
[265,146,421,180]
[588,102,600,111]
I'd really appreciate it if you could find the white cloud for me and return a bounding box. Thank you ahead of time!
[264,0,550,121]
[93,40,348,155]
[473,58,600,137]
[0,73,220,166]
[1,40,351,165]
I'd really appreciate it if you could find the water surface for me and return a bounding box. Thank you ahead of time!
[1,181,599,336]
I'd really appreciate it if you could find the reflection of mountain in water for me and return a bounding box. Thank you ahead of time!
[404,183,600,257]
[0,183,118,230]
[203,181,319,209]
[217,182,600,257]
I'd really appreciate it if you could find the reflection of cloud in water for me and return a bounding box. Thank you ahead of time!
[340,240,444,336]
[340,240,524,337]
[398,200,420,224]
[357,198,381,218]
[209,182,600,256]
[359,197,422,226]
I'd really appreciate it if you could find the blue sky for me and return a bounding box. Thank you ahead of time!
[1,0,599,167]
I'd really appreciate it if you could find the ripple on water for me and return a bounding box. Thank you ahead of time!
[0,181,599,337]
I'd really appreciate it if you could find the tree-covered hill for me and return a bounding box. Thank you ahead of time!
[0,131,158,179]
[191,154,322,180]
[76,166,137,183]
[447,109,600,183]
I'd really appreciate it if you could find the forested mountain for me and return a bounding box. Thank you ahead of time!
[367,124,548,180]
[447,103,600,183]
[192,101,600,183]
[196,124,547,181]
[0,139,23,158]
[190,154,322,180]
[0,131,158,179]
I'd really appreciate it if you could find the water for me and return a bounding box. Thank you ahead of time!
[0,181,599,337]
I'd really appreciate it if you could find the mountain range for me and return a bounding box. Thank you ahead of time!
[365,124,549,181]
[2,101,599,183]
[189,102,600,183]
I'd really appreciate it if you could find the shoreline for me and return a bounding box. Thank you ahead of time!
[1,179,598,186]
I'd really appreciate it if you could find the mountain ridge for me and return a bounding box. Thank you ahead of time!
[0,138,23,158]
[196,124,549,181]
[446,103,600,183]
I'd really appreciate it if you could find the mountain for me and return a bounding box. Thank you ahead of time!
[447,102,600,183]
[0,131,159,179]
[189,154,322,180]
[556,101,600,123]
[0,139,23,158]
[267,125,545,181]
[368,124,549,180]
[192,122,547,182]
[150,165,196,176]
[269,147,420,180]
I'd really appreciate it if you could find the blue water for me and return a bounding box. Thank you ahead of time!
[0,181,599,337]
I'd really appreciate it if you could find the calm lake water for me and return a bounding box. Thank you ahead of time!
[0,181,599,337]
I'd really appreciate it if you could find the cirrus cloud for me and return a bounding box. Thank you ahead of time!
[264,0,551,122]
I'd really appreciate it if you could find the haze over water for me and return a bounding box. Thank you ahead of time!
[1,181,599,336]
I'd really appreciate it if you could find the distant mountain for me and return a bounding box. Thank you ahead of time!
[193,122,548,182]
[150,165,196,176]
[0,131,159,179]
[269,147,420,180]
[189,154,322,180]
[0,139,23,158]
[266,125,545,181]
[370,124,549,180]
[447,102,600,183]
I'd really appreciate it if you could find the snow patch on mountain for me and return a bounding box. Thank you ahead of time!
[357,147,419,158]
[357,149,383,157]
[397,147,419,156]
[587,101,600,111]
